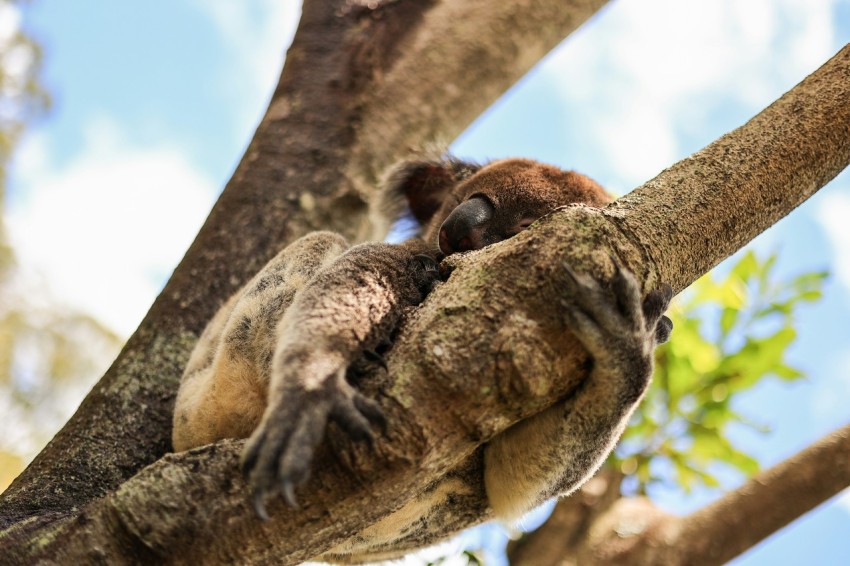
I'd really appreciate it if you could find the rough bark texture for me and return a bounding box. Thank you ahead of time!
[1,4,849,565]
[590,423,850,566]
[507,470,626,566]
[669,422,850,565]
[0,0,607,529]
[607,44,850,292]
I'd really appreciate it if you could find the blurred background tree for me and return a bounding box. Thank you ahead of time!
[0,0,120,491]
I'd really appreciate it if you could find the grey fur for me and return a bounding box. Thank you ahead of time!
[172,156,672,562]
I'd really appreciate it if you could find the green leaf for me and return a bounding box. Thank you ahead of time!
[725,449,760,476]
[773,363,804,381]
[798,289,823,302]
[719,307,739,337]
[624,252,822,496]
[791,271,829,292]
[730,250,758,283]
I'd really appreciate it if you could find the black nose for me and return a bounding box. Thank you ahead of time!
[438,196,494,254]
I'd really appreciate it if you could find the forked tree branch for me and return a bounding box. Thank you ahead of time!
[2,43,847,565]
[0,0,607,529]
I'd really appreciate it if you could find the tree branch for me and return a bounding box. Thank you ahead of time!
[502,42,850,566]
[506,470,624,566]
[576,423,850,565]
[2,5,848,564]
[0,0,606,528]
[606,44,850,292]
[671,422,850,564]
[3,42,848,561]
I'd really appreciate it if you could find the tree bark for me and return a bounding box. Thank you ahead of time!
[0,0,607,528]
[506,470,626,566]
[573,423,850,566]
[1,3,849,565]
[607,43,850,293]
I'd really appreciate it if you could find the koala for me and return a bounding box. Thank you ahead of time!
[172,156,672,563]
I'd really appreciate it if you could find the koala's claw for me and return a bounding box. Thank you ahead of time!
[252,489,270,522]
[354,395,388,433]
[282,480,299,509]
[655,315,673,344]
[414,254,439,276]
[241,373,385,518]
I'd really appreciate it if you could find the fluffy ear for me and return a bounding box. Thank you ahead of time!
[381,156,481,226]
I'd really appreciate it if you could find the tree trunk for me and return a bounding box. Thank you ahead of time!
[0,0,608,529]
[1,1,848,564]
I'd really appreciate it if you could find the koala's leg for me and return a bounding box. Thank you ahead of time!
[241,239,440,516]
[484,262,672,521]
[172,292,242,451]
[172,231,351,452]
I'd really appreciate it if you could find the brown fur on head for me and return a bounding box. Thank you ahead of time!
[386,156,611,254]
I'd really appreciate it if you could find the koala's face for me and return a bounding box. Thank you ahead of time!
[427,159,611,255]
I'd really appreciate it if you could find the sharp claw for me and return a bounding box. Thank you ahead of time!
[374,411,388,434]
[282,480,300,509]
[252,490,269,522]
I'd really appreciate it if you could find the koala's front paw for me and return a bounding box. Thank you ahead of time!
[240,370,385,520]
[560,259,672,401]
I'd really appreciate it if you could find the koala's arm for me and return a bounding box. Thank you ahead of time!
[240,237,439,515]
[172,231,352,452]
[484,261,672,521]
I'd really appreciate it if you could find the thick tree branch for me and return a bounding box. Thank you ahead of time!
[0,0,606,528]
[509,424,850,566]
[349,0,610,189]
[578,423,850,565]
[671,422,850,565]
[2,44,848,563]
[504,42,850,566]
[606,44,850,292]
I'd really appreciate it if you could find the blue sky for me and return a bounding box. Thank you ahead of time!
[4,0,850,564]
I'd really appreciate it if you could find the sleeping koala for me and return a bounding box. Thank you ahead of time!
[172,156,672,562]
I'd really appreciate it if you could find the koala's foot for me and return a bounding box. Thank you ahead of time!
[240,367,386,519]
[560,259,672,402]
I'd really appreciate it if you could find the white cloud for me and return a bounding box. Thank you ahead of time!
[838,488,850,516]
[0,1,21,47]
[592,97,677,186]
[816,187,850,293]
[572,0,836,101]
[542,0,841,186]
[7,118,216,336]
[190,0,301,123]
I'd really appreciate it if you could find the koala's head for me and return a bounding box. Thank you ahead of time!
[385,156,611,255]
